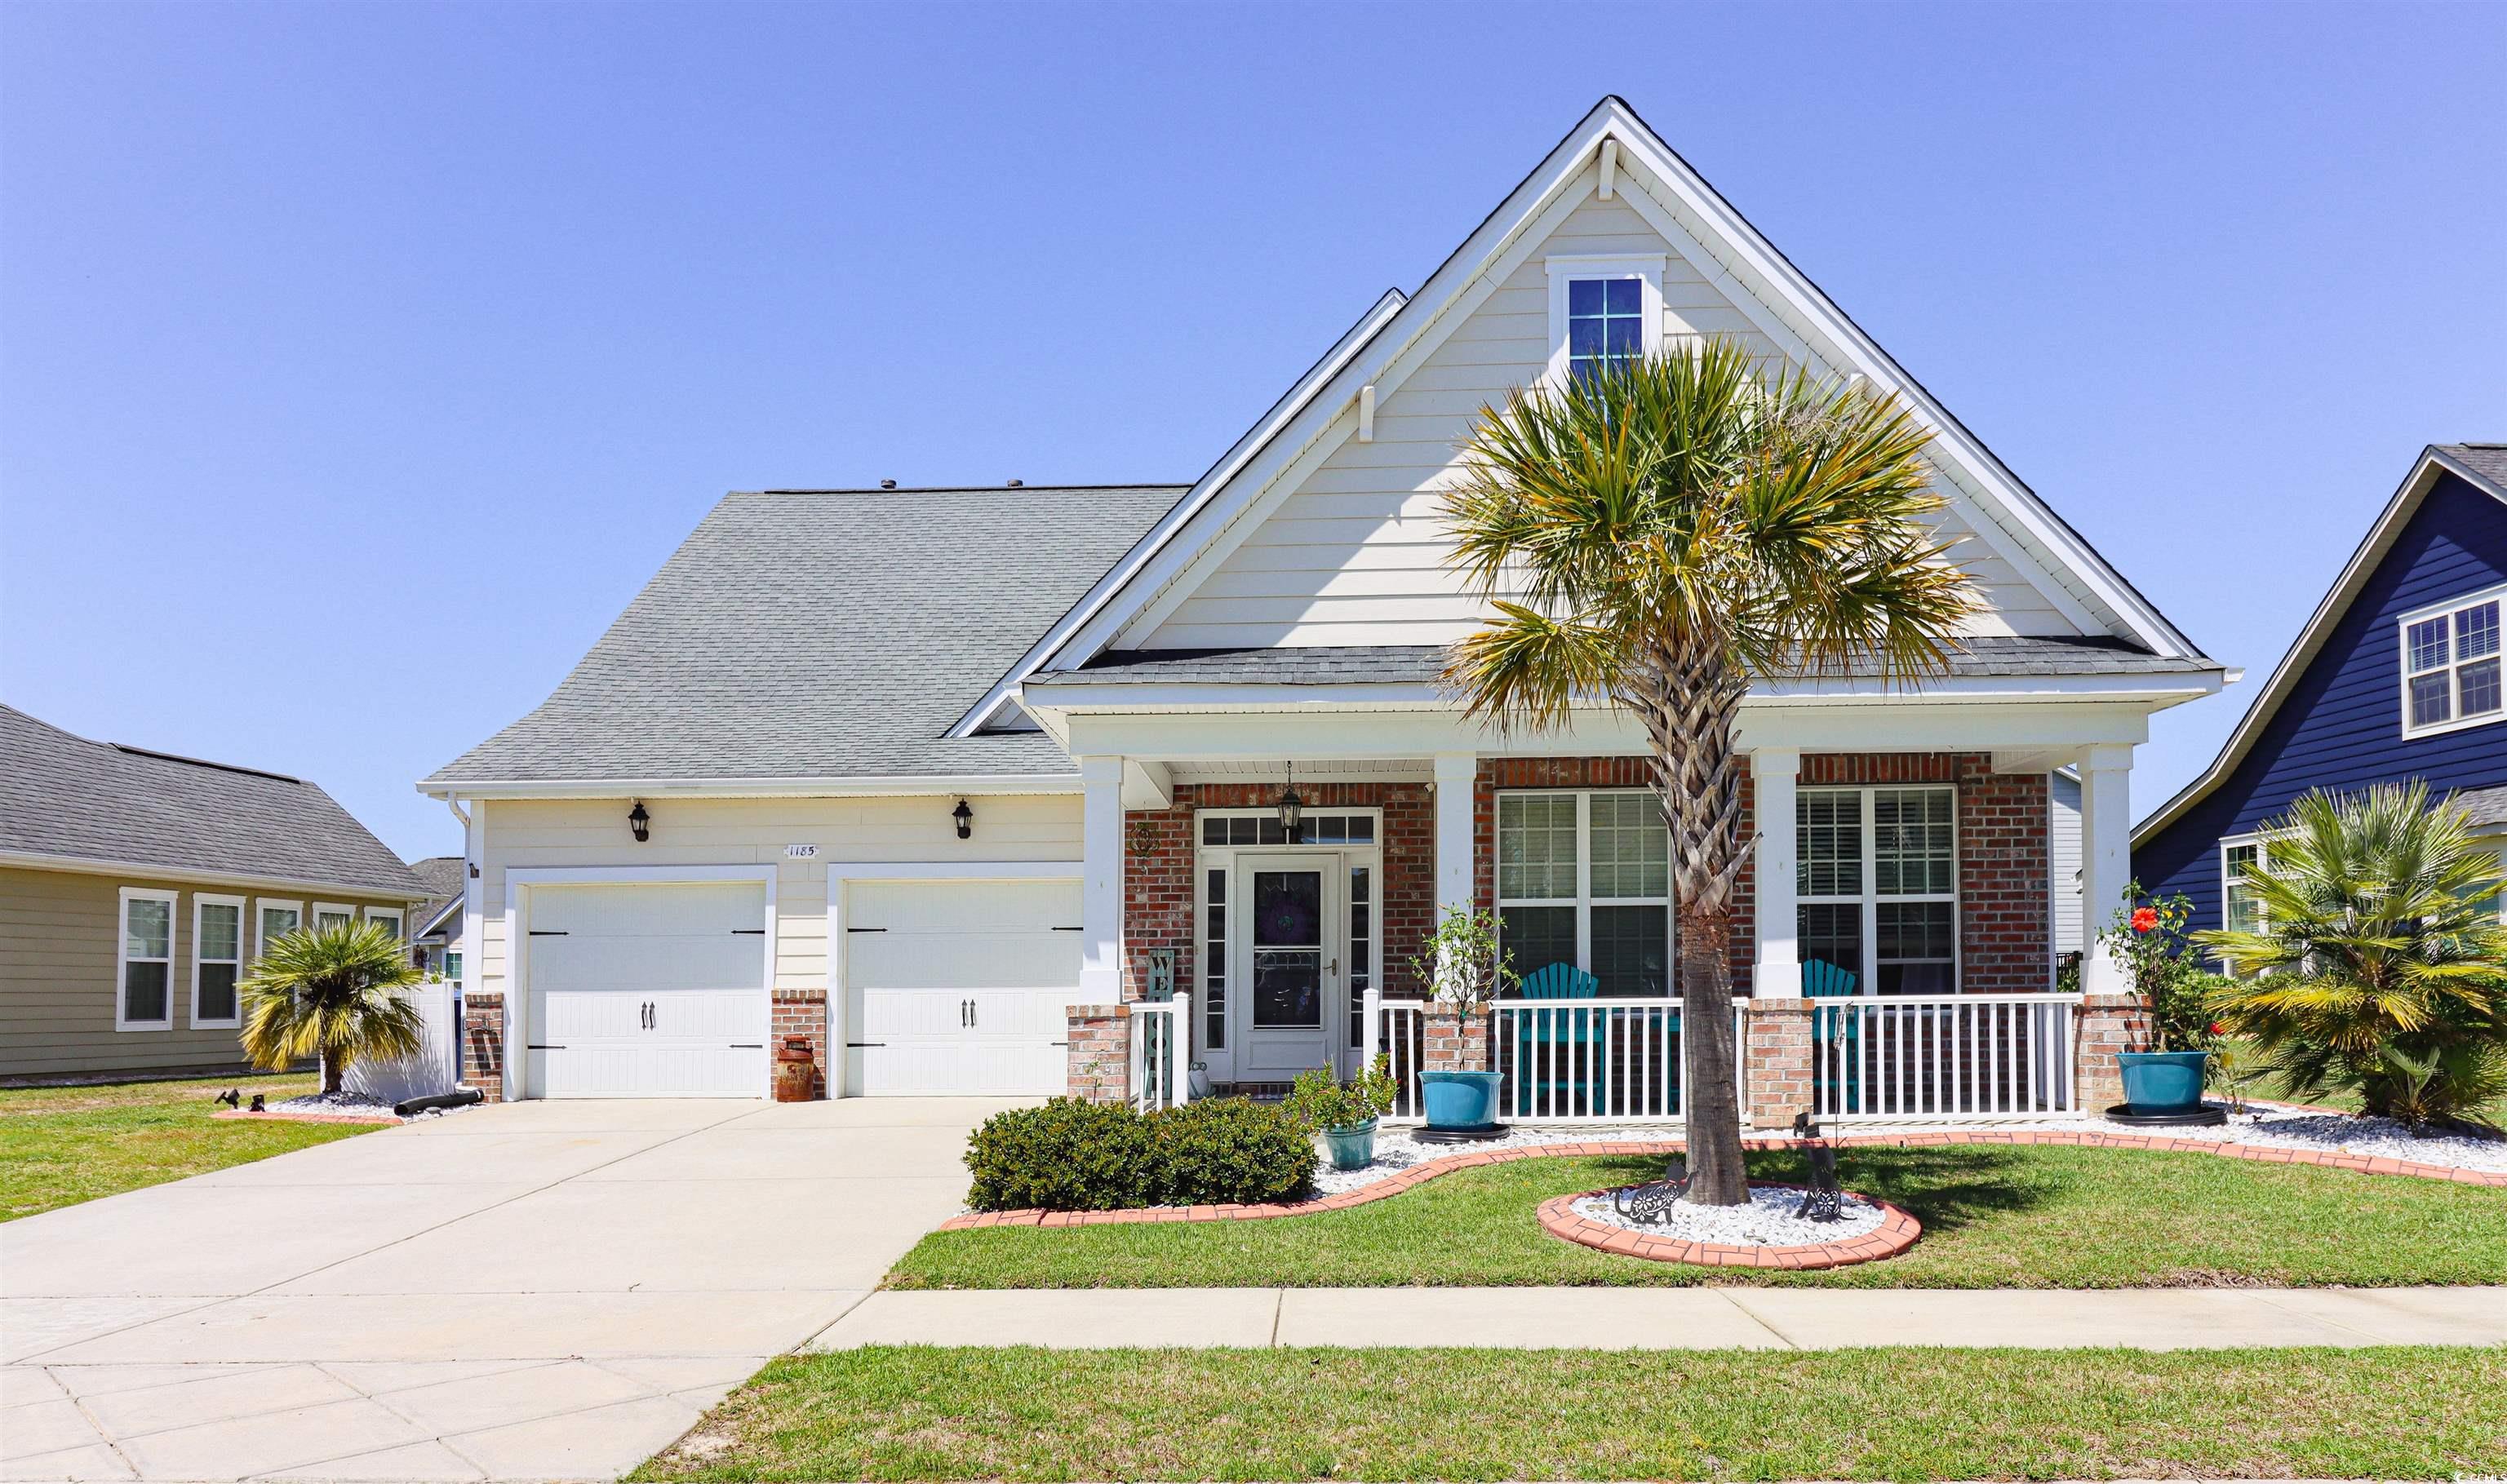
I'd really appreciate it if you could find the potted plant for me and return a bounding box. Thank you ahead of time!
[2098,885,2227,1114]
[1407,906,1516,1132]
[1285,1057,1400,1170]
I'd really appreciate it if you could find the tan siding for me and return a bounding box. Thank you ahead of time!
[1138,184,2083,650]
[471,794,1083,1005]
[0,866,414,1080]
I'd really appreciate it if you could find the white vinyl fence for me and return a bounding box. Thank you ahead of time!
[1808,993,2077,1122]
[1364,992,1748,1125]
[1129,992,1192,1113]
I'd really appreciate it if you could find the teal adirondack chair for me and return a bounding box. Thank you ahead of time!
[1511,963,1599,1115]
[1803,959,1862,1111]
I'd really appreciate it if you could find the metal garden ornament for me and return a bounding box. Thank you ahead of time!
[1609,1158,1693,1224]
[1791,1111,1844,1221]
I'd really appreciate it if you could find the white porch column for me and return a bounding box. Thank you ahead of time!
[1432,752,1477,916]
[2077,743,2134,997]
[1078,754,1125,1002]
[1749,747,1800,999]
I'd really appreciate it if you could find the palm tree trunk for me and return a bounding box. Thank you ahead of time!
[322,1049,343,1096]
[1675,909,1749,1203]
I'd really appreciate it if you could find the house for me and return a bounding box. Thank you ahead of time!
[421,97,2228,1121]
[1,704,425,1082]
[2135,444,2507,957]
[407,854,466,984]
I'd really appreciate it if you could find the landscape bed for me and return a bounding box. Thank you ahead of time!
[890,1143,2507,1290]
[0,1072,368,1220]
[631,1344,2507,1482]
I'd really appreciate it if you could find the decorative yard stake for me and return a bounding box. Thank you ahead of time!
[1608,1158,1693,1224]
[1791,1111,1843,1222]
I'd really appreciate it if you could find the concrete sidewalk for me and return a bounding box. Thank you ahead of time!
[812,1284,2507,1351]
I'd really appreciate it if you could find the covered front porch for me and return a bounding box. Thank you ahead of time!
[1027,657,2186,1130]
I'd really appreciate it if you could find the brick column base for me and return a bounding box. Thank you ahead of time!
[461,992,504,1102]
[771,990,829,1100]
[1742,999,1813,1129]
[2075,995,2150,1113]
[1422,1008,1490,1073]
[1066,1004,1129,1103]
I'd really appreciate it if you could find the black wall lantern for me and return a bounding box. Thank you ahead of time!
[627,800,651,843]
[952,799,974,839]
[1276,763,1303,843]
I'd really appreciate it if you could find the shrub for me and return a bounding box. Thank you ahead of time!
[1282,1057,1399,1132]
[965,1096,1315,1212]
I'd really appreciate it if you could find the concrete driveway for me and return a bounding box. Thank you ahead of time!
[2,1096,1014,1482]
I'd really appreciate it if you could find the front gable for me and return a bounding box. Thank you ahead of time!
[1129,183,2089,650]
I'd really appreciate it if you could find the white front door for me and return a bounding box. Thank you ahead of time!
[843,878,1083,1096]
[524,881,771,1098]
[1230,853,1341,1083]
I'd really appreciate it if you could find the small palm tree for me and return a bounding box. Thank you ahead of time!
[1443,336,1977,1203]
[239,921,425,1096]
[2197,782,2507,1128]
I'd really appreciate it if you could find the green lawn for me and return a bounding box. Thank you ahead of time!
[0,1072,374,1220]
[632,1344,2507,1482]
[890,1144,2507,1290]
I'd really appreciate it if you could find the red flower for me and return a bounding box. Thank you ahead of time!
[2131,906,2159,934]
[2209,1021,2226,1037]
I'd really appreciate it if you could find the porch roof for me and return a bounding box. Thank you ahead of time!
[1032,636,2220,689]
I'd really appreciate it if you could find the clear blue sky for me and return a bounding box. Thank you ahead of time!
[4,2,2500,863]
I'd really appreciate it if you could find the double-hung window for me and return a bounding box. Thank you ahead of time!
[1796,786,1958,995]
[193,895,244,1027]
[313,903,355,932]
[2400,585,2505,737]
[256,900,301,958]
[1496,791,1671,996]
[118,888,175,1030]
[366,907,403,941]
[2218,838,2265,976]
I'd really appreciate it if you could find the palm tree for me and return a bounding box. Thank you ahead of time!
[239,920,426,1096]
[1441,336,1977,1203]
[2196,782,2507,1128]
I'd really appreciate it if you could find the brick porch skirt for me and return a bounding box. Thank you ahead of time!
[938,1127,2505,1230]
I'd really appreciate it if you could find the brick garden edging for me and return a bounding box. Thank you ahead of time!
[1536,1185,1921,1269]
[935,1126,2507,1231]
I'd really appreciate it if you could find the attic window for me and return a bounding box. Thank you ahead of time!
[1544,255,1663,388]
[2400,583,2506,738]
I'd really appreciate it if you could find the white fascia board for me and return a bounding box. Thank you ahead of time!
[1591,100,2199,658]
[1060,698,2158,764]
[1025,670,2220,717]
[415,893,464,939]
[416,773,1083,800]
[939,288,1409,740]
[2134,445,2507,844]
[0,850,419,902]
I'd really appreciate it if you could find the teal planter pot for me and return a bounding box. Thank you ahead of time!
[1320,1119,1378,1171]
[1419,1070,1504,1131]
[2118,1050,2210,1113]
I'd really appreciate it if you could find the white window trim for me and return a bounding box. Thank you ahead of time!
[1494,789,1675,994]
[190,893,246,1029]
[2216,832,2271,977]
[312,901,355,932]
[117,886,177,1032]
[2397,579,2507,739]
[1797,785,1960,997]
[364,906,404,940]
[255,898,303,959]
[1543,254,1665,388]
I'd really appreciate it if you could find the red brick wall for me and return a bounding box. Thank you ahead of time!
[1066,1004,1129,1102]
[1120,782,1438,1005]
[771,990,828,1100]
[460,992,504,1101]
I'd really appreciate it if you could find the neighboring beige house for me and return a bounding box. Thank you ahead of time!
[0,704,424,1083]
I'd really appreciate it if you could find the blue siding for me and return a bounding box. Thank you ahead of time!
[2140,472,2507,935]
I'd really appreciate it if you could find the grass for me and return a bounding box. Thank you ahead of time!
[889,1143,2507,1289]
[632,1344,2507,1482]
[0,1071,373,1220]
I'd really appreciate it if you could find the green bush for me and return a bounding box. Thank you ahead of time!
[964,1096,1315,1212]
[1282,1057,1399,1132]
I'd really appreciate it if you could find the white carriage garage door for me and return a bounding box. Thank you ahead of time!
[524,880,771,1099]
[843,878,1082,1096]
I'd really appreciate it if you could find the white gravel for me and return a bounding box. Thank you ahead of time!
[1311,1125,1687,1195]
[2114,1104,2507,1173]
[1570,1184,1886,1246]
[262,1090,468,1121]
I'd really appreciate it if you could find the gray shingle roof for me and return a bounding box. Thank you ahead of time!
[425,485,1187,785]
[2448,783,2507,831]
[1032,636,2217,688]
[1,706,424,896]
[2441,443,2507,490]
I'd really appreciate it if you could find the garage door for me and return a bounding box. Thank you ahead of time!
[524,881,770,1098]
[843,878,1082,1096]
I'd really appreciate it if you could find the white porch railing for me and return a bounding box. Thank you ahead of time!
[1129,991,1192,1113]
[1364,991,1747,1125]
[1809,993,2077,1122]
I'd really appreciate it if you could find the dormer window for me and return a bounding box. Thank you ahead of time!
[1544,255,1663,388]
[2400,584,2505,737]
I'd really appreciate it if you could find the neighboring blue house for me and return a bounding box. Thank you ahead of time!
[2136,443,2507,958]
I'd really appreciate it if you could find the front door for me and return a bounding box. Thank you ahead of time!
[1231,854,1339,1083]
